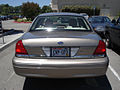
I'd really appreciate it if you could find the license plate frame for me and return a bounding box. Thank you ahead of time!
[50,47,71,57]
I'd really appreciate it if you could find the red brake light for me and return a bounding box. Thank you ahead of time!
[94,40,106,55]
[16,40,28,55]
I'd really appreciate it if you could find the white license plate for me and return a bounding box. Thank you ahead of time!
[51,48,70,57]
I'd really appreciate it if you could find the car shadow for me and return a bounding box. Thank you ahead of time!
[0,29,24,36]
[7,30,24,35]
[111,47,120,56]
[23,75,112,90]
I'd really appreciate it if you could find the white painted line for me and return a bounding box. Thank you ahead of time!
[6,72,15,82]
[109,65,120,81]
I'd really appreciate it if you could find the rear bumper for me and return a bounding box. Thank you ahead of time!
[13,57,109,78]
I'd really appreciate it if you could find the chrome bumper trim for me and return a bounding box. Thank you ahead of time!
[16,54,105,59]
[13,56,109,78]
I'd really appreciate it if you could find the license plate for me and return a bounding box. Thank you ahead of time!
[51,48,70,57]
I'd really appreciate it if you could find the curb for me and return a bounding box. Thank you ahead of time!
[0,34,22,52]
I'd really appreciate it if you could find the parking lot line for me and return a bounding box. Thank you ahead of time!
[109,65,120,82]
[6,72,15,82]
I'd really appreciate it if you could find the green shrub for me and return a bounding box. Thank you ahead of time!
[41,6,53,13]
[27,18,32,21]
[17,19,23,22]
[23,19,27,22]
[61,6,100,16]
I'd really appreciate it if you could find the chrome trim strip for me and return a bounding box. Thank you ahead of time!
[16,54,105,59]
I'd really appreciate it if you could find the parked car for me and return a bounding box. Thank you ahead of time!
[13,13,109,78]
[7,15,14,20]
[105,17,120,48]
[0,16,8,20]
[0,19,2,33]
[80,13,89,19]
[88,16,113,38]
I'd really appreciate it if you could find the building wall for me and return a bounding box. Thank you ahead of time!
[51,0,120,16]
[97,0,120,16]
[51,0,58,11]
[57,0,96,10]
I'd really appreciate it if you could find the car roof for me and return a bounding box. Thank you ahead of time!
[80,13,88,15]
[90,16,108,18]
[38,12,83,17]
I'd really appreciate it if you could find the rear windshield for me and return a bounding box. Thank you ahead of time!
[30,15,91,31]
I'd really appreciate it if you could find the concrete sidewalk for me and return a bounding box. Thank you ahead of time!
[0,33,23,52]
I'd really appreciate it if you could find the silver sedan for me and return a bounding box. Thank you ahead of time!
[13,13,109,78]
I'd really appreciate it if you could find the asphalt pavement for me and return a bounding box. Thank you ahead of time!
[0,44,120,90]
[2,20,31,32]
[0,20,30,51]
[0,20,29,90]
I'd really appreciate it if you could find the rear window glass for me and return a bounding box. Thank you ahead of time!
[30,15,91,31]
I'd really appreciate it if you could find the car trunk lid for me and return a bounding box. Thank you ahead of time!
[16,31,103,58]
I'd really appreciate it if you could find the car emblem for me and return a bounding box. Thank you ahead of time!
[58,41,64,45]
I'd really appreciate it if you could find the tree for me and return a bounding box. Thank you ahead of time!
[1,6,10,15]
[41,5,52,13]
[14,6,22,13]
[0,4,10,15]
[21,2,40,20]
[0,4,22,15]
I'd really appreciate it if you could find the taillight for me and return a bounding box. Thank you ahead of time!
[16,40,28,55]
[94,40,106,55]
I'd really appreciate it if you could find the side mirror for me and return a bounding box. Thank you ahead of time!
[111,19,117,25]
[89,21,92,23]
[117,18,120,24]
